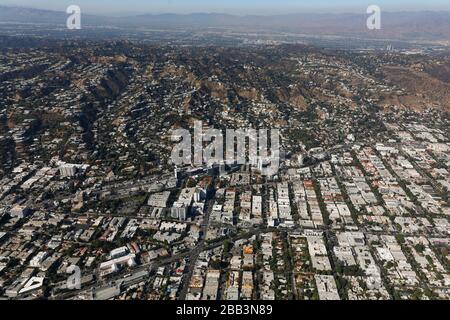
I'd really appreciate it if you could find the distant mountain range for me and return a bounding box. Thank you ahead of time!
[1,6,450,41]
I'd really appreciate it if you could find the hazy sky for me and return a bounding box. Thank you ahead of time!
[1,0,449,15]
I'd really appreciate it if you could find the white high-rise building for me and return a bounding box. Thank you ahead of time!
[59,164,77,177]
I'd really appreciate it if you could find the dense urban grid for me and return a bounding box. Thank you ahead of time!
[0,33,449,301]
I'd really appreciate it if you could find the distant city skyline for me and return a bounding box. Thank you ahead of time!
[1,0,450,15]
